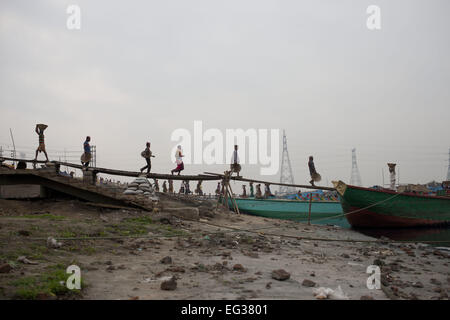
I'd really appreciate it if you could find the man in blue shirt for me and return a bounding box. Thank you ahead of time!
[81,136,91,168]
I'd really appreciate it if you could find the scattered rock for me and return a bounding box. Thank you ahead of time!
[360,295,374,300]
[106,265,116,271]
[271,269,290,281]
[18,230,30,236]
[36,292,57,300]
[430,278,441,285]
[166,266,185,273]
[373,259,385,266]
[160,256,173,264]
[161,276,177,291]
[412,281,424,288]
[0,263,12,273]
[341,253,350,259]
[302,279,316,287]
[266,282,272,289]
[242,251,259,258]
[233,264,247,272]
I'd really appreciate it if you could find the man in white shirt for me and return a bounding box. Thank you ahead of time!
[230,145,241,176]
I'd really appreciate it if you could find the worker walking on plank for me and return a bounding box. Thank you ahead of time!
[171,145,184,175]
[230,144,241,176]
[34,124,49,162]
[81,136,92,169]
[308,155,321,186]
[140,142,155,174]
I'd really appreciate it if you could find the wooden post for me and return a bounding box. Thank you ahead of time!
[227,181,240,214]
[308,193,313,225]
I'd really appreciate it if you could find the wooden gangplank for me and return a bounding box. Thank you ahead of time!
[0,157,220,181]
[203,172,336,191]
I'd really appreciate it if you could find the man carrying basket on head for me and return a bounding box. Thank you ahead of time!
[34,124,49,162]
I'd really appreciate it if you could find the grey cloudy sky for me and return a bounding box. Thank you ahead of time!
[1,0,449,192]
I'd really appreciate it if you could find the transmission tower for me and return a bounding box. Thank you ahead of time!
[279,130,296,194]
[350,148,362,186]
[446,148,450,181]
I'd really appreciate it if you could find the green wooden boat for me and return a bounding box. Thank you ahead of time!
[226,197,345,225]
[333,180,450,228]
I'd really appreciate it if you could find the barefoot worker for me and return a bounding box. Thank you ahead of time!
[81,136,92,168]
[171,145,184,175]
[308,156,321,186]
[241,185,247,198]
[230,145,241,176]
[168,179,174,193]
[195,180,203,195]
[140,142,155,174]
[215,182,221,196]
[34,124,49,162]
[249,182,254,197]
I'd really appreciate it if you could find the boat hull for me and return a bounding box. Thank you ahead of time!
[227,198,344,224]
[334,181,450,228]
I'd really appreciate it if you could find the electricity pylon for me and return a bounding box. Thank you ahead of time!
[279,130,296,194]
[350,148,362,186]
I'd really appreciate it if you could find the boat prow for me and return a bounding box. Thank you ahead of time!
[334,181,450,228]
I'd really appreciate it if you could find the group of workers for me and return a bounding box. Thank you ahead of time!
[32,124,321,187]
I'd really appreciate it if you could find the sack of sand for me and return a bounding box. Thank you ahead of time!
[36,124,48,131]
[312,172,322,182]
[80,152,92,163]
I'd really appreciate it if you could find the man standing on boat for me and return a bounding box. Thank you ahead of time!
[388,163,396,190]
[255,184,263,199]
[241,185,247,198]
[264,183,273,198]
[215,182,221,196]
[230,145,241,176]
[249,182,254,197]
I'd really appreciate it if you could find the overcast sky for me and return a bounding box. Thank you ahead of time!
[1,0,449,192]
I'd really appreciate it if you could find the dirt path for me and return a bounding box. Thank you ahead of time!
[0,198,449,300]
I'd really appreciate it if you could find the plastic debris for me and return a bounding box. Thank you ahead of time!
[17,256,38,265]
[47,237,63,248]
[313,286,349,300]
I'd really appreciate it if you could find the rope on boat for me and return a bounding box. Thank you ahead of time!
[306,191,406,223]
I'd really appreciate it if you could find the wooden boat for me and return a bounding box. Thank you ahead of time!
[226,197,344,225]
[332,180,450,228]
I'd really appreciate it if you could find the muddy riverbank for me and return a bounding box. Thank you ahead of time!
[0,197,449,300]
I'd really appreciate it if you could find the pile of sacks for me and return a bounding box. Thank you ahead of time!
[123,177,158,200]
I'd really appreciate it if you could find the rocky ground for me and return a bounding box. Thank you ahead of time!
[0,196,449,300]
